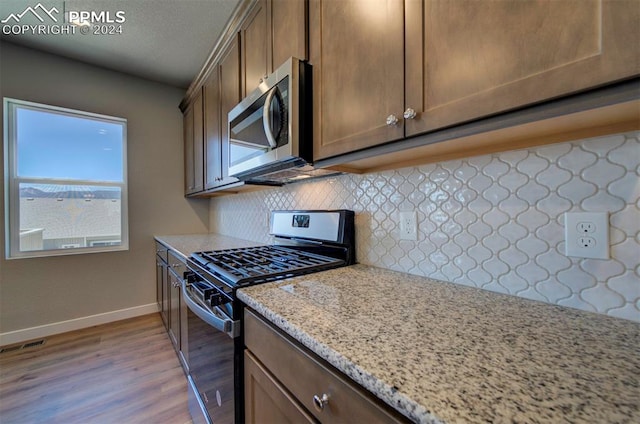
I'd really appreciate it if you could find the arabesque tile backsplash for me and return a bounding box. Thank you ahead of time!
[210,131,640,322]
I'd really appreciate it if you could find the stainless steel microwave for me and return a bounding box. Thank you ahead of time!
[227,57,313,183]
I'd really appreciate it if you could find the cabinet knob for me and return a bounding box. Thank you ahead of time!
[312,393,329,412]
[403,107,417,120]
[386,114,399,126]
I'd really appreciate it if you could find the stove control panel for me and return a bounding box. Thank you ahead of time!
[270,210,353,244]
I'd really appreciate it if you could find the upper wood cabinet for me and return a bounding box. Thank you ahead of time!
[184,91,204,194]
[241,0,269,97]
[311,0,640,161]
[203,67,222,190]
[220,35,242,187]
[310,0,406,160]
[404,0,640,137]
[242,0,307,97]
[270,0,307,74]
[203,36,242,190]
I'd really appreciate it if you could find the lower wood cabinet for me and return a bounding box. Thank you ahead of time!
[155,242,188,372]
[243,308,407,423]
[245,350,317,424]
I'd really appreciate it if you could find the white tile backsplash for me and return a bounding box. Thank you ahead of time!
[210,131,640,322]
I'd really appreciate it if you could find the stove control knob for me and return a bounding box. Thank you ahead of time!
[210,293,223,307]
[312,393,329,412]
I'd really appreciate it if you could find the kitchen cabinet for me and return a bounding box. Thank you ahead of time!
[241,0,307,97]
[309,0,405,160]
[404,0,640,137]
[219,35,242,187]
[203,37,241,190]
[155,241,188,371]
[244,308,406,423]
[310,0,640,161]
[184,91,205,195]
[245,350,317,424]
[203,68,221,190]
[241,0,268,97]
[155,242,169,328]
[166,252,185,351]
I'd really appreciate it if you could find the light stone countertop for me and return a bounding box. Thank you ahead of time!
[237,264,640,424]
[154,233,261,260]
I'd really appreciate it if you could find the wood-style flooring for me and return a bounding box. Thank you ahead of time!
[0,313,192,424]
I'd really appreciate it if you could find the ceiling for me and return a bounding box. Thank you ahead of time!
[0,0,242,89]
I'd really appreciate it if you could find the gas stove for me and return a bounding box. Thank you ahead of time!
[187,210,355,292]
[182,210,355,424]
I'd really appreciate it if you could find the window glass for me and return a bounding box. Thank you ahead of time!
[4,98,128,258]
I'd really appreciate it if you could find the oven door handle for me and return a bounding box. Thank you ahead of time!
[181,279,239,338]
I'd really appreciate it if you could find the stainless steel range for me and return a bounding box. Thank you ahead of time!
[182,210,355,424]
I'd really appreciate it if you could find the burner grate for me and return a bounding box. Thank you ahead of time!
[192,246,344,286]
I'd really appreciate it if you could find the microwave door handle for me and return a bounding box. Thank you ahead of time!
[181,279,238,338]
[262,88,278,148]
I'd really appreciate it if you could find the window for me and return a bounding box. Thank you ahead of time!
[4,98,128,258]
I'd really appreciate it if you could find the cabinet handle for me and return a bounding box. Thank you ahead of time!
[403,107,417,120]
[172,280,180,288]
[312,393,329,412]
[386,114,399,126]
[171,263,181,268]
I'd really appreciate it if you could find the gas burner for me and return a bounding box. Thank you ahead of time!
[191,245,345,287]
[188,210,355,289]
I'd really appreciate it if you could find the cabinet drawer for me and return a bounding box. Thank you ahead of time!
[155,241,168,263]
[167,250,186,276]
[244,309,407,423]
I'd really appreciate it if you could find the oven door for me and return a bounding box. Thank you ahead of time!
[182,278,238,424]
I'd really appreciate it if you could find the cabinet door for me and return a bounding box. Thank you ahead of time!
[156,261,168,328]
[184,92,204,195]
[244,351,317,424]
[220,36,242,186]
[204,69,222,189]
[242,0,269,97]
[183,105,195,194]
[168,270,181,349]
[405,0,640,136]
[310,0,405,160]
[270,0,307,68]
[192,92,204,192]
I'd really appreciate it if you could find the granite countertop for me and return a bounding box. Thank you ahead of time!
[154,233,261,260]
[237,264,640,424]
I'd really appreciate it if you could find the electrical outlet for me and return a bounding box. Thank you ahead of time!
[577,222,596,233]
[399,211,418,241]
[578,236,596,248]
[565,212,609,259]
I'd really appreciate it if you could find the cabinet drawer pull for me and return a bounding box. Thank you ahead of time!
[403,107,417,120]
[312,393,329,412]
[386,114,399,126]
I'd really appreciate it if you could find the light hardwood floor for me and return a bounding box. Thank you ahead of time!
[0,313,192,424]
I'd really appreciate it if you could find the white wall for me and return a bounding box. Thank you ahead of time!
[0,42,210,340]
[210,132,640,322]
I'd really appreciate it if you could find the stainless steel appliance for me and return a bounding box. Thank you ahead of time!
[227,58,338,185]
[183,210,355,424]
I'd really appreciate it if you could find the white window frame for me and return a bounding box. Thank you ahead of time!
[3,98,129,259]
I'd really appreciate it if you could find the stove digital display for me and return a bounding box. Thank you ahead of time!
[292,214,310,228]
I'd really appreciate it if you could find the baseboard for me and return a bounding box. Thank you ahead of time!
[0,303,160,347]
